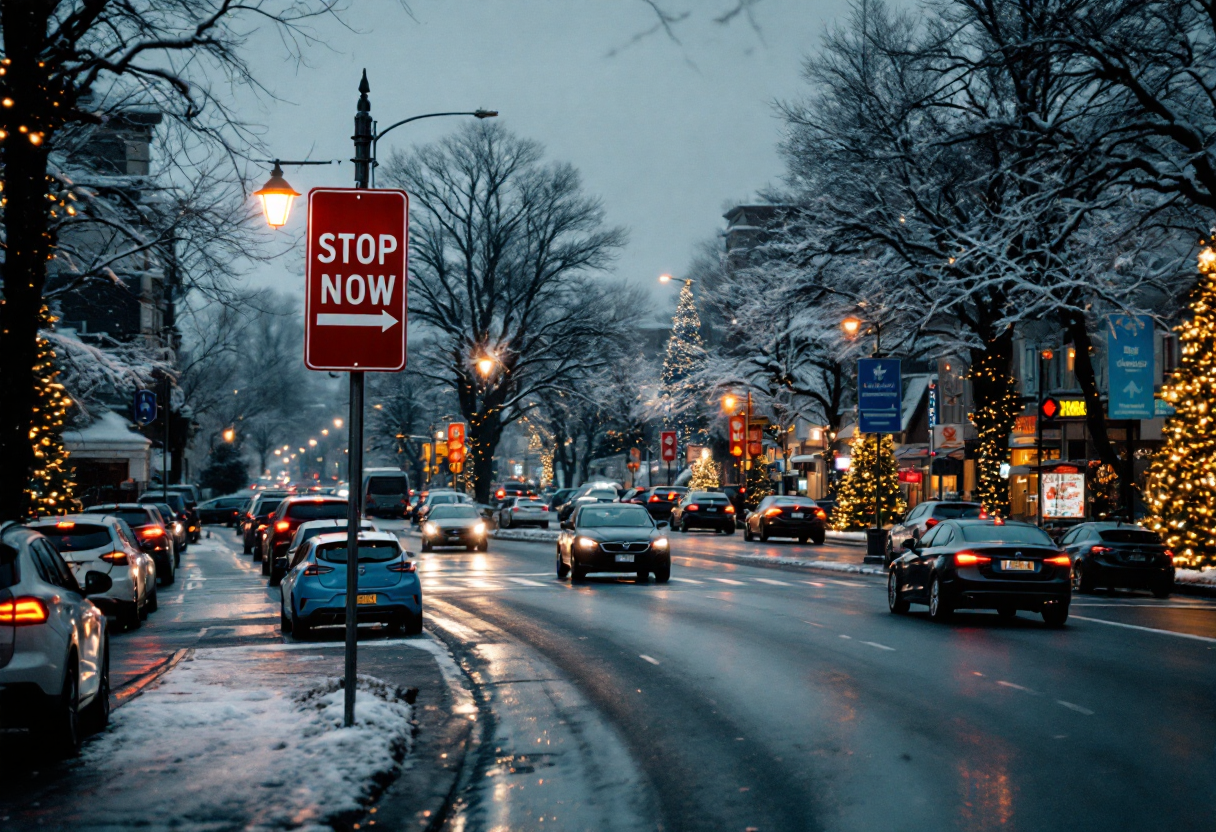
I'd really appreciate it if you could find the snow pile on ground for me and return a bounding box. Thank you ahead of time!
[83,647,413,831]
[493,527,560,542]
[1175,567,1216,587]
[724,550,885,575]
[825,530,868,545]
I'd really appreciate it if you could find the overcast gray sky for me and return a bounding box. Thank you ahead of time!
[240,0,852,311]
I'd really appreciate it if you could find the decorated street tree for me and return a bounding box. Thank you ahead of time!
[27,307,76,517]
[744,459,774,510]
[1146,250,1216,567]
[688,450,721,490]
[830,433,905,531]
[660,280,708,445]
[969,347,1021,516]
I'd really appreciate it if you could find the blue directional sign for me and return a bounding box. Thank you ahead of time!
[134,389,157,426]
[1106,314,1155,419]
[858,358,903,433]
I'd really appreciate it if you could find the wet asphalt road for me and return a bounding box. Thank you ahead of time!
[388,521,1216,832]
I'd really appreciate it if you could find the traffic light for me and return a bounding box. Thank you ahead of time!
[1040,397,1060,424]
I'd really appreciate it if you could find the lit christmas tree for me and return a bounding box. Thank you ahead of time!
[660,280,707,446]
[688,449,720,490]
[744,458,774,510]
[1146,246,1216,567]
[27,306,77,517]
[969,349,1020,516]
[830,433,905,531]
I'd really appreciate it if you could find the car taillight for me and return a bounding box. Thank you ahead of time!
[55,520,75,529]
[1163,549,1175,562]
[275,520,290,532]
[303,563,335,576]
[1090,545,1114,555]
[512,507,519,512]
[954,552,992,566]
[100,552,129,565]
[725,505,736,514]
[496,489,505,499]
[387,561,417,573]
[814,508,826,520]
[1043,554,1071,567]
[924,518,939,529]
[649,495,660,502]
[0,597,48,625]
[764,507,783,517]
[542,506,549,511]
[257,523,267,530]
[687,504,699,511]
[140,527,165,538]
[667,492,679,501]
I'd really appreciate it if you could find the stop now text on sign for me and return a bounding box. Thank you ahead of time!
[305,188,409,372]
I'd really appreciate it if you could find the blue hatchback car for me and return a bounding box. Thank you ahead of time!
[279,531,422,639]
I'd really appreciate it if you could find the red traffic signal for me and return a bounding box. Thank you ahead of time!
[1040,397,1060,421]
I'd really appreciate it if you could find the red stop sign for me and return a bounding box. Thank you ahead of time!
[305,188,409,371]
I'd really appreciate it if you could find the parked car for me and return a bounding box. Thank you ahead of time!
[557,483,620,522]
[887,518,1072,626]
[261,496,350,581]
[0,522,113,755]
[276,518,379,581]
[159,486,202,542]
[27,515,157,630]
[421,505,489,552]
[144,502,188,553]
[556,503,671,583]
[495,496,551,530]
[636,486,688,522]
[1060,522,1175,597]
[279,531,423,639]
[197,494,250,526]
[413,491,472,527]
[80,503,177,585]
[492,481,536,509]
[670,491,737,534]
[743,495,827,544]
[885,501,983,565]
[138,492,194,549]
[547,488,576,514]
[362,468,410,518]
[240,491,293,557]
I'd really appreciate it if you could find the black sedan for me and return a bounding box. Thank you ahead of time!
[638,486,688,521]
[743,496,827,544]
[197,495,249,526]
[1059,522,1174,597]
[887,518,1072,626]
[670,491,736,533]
[557,503,670,583]
[420,505,488,552]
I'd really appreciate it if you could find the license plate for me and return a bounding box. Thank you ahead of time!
[792,512,804,519]
[707,507,717,512]
[614,554,635,563]
[1001,560,1035,571]
[1127,554,1147,562]
[357,594,378,605]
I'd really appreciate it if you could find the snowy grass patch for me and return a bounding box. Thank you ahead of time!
[1175,567,1216,587]
[722,550,884,575]
[84,647,414,831]
[492,527,560,543]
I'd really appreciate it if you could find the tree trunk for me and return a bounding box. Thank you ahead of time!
[1063,311,1122,472]
[0,3,54,520]
[467,411,503,504]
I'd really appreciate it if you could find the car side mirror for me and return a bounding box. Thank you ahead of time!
[901,538,919,552]
[656,520,670,530]
[83,570,112,596]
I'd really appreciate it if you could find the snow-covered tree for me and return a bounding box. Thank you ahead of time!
[659,280,708,445]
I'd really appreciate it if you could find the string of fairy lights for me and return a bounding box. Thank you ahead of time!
[830,433,905,531]
[26,306,77,517]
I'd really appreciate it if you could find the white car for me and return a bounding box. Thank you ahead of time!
[496,496,551,529]
[0,521,113,755]
[27,515,156,630]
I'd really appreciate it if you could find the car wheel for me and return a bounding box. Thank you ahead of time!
[421,539,432,553]
[798,536,809,545]
[47,658,82,757]
[146,583,158,614]
[81,640,110,735]
[280,598,292,633]
[261,553,271,576]
[502,514,512,529]
[744,524,754,541]
[653,561,671,583]
[466,544,477,552]
[402,611,424,636]
[122,600,142,631]
[760,523,770,542]
[928,576,952,621]
[572,560,588,583]
[269,565,283,587]
[556,550,570,579]
[997,605,1017,620]
[811,529,826,546]
[242,539,252,555]
[291,610,311,640]
[161,559,176,586]
[887,570,910,614]
[680,519,689,533]
[1151,580,1173,599]
[1041,603,1069,628]
[1072,561,1096,593]
[724,525,735,535]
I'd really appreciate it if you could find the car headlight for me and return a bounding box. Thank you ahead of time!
[577,536,598,550]
[474,522,486,536]
[652,537,669,550]
[423,522,438,536]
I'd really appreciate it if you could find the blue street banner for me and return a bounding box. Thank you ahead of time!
[858,358,902,433]
[134,389,157,426]
[1106,314,1155,419]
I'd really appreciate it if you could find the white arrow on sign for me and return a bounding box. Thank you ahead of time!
[316,310,399,332]
[1123,380,1142,396]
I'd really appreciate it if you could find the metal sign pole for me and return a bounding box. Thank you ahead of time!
[344,70,373,728]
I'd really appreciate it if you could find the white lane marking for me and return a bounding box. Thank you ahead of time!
[711,578,745,585]
[1070,614,1216,644]
[997,680,1038,694]
[639,655,660,665]
[425,613,481,641]
[671,577,704,584]
[801,580,827,588]
[839,634,852,640]
[754,578,793,586]
[802,620,825,628]
[1071,603,1216,609]
[861,641,896,651]
[1057,700,1095,716]
[825,580,866,587]
[507,577,547,587]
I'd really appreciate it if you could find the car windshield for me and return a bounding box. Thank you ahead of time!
[514,499,545,507]
[431,495,462,505]
[430,506,480,520]
[144,493,185,511]
[152,504,176,520]
[367,476,407,495]
[295,523,370,545]
[958,524,1055,545]
[83,509,151,528]
[578,506,652,528]
[316,541,401,563]
[585,489,617,500]
[1098,529,1161,545]
[37,524,113,552]
[286,502,347,520]
[933,503,982,519]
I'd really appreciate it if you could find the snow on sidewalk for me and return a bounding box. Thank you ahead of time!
[83,646,413,831]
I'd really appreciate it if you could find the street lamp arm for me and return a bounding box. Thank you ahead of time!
[371,109,497,186]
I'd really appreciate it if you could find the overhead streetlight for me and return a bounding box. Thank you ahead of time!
[721,394,737,412]
[478,356,495,376]
[334,418,344,429]
[322,429,329,436]
[309,439,318,447]
[253,158,338,229]
[841,316,863,339]
[222,428,236,442]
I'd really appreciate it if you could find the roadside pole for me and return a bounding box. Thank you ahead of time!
[162,373,170,501]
